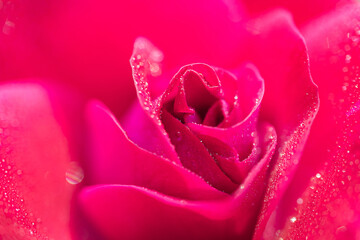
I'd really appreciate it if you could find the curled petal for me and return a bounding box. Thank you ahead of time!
[86,100,227,200]
[187,64,264,159]
[127,38,179,163]
[161,110,238,193]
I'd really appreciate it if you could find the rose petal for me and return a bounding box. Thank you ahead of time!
[126,38,180,163]
[198,127,260,184]
[80,185,233,240]
[160,64,223,114]
[187,64,264,160]
[86,100,227,200]
[274,3,360,239]
[202,100,228,127]
[79,123,277,239]
[243,10,319,239]
[161,110,238,193]
[0,83,76,239]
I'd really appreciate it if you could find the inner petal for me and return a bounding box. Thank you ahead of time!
[175,69,220,120]
[202,99,229,127]
[161,110,238,193]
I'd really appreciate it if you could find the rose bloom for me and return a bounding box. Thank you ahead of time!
[1,0,360,239]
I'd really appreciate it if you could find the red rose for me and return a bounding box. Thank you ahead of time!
[82,9,320,238]
[0,0,360,239]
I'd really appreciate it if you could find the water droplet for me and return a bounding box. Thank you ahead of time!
[336,226,347,235]
[65,162,84,185]
[290,217,297,223]
[150,63,161,77]
[345,54,352,63]
[316,173,321,178]
[175,131,182,141]
[297,198,303,204]
[2,20,15,35]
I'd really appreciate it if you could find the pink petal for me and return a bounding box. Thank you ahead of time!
[243,10,319,239]
[0,83,77,239]
[86,100,226,200]
[79,124,277,239]
[125,38,179,163]
[274,3,360,239]
[187,64,264,160]
[80,185,233,240]
[161,110,238,193]
[197,125,259,184]
[202,100,229,127]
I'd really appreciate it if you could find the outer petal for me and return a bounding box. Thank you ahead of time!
[80,123,277,240]
[0,83,77,239]
[275,3,360,239]
[240,0,354,25]
[242,10,319,239]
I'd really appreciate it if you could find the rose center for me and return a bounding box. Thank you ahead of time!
[162,64,234,127]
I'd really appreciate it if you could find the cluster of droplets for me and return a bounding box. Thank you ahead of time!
[279,115,360,239]
[327,20,360,117]
[130,38,164,127]
[0,127,44,239]
[259,85,319,229]
[278,11,360,239]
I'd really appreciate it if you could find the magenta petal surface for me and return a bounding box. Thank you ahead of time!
[276,3,360,239]
[243,10,319,239]
[80,184,236,240]
[0,83,76,239]
[80,124,277,239]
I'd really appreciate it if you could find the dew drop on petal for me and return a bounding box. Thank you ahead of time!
[65,162,84,185]
[175,131,182,141]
